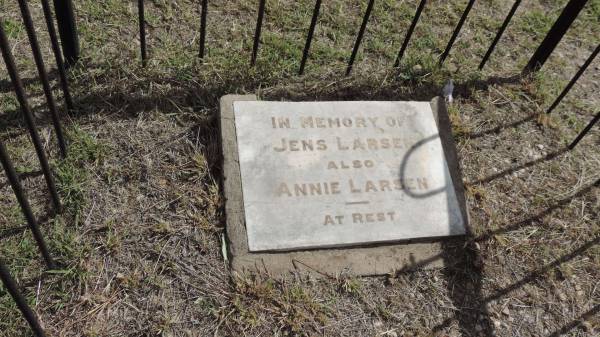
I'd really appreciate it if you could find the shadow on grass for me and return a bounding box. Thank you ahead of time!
[466,147,570,185]
[0,62,587,336]
[0,206,56,240]
[437,178,599,335]
[0,170,43,190]
[466,113,538,139]
[547,304,599,337]
[0,63,525,137]
[454,74,522,98]
[450,177,598,333]
[484,236,599,303]
[432,235,600,335]
[0,68,61,94]
[395,124,595,336]
[475,178,599,242]
[391,98,494,336]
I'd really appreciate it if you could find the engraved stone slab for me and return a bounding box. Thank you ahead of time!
[233,101,466,252]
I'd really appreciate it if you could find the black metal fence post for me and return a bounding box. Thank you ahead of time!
[16,0,68,158]
[0,22,62,212]
[299,0,322,75]
[199,0,208,59]
[0,258,48,337]
[394,0,427,67]
[568,112,599,149]
[523,0,589,73]
[439,0,476,65]
[138,0,147,67]
[251,0,266,66]
[346,0,375,76]
[41,0,74,113]
[478,0,521,70]
[0,140,56,270]
[546,44,599,114]
[52,0,79,65]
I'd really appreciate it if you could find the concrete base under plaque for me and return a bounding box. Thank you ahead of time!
[219,95,469,277]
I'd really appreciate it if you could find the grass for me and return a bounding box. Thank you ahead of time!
[54,126,106,218]
[0,125,102,335]
[0,0,599,336]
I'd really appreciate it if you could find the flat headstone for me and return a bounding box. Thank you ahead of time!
[234,101,465,252]
[220,95,469,277]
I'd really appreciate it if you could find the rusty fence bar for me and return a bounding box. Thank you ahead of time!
[41,0,74,113]
[546,43,599,114]
[523,0,589,73]
[251,0,266,66]
[0,258,48,337]
[478,0,521,70]
[569,111,600,149]
[299,0,322,75]
[346,0,375,76]
[439,0,476,65]
[53,0,79,65]
[138,0,147,66]
[0,139,56,269]
[0,22,62,212]
[394,0,427,67]
[199,0,208,59]
[17,0,67,158]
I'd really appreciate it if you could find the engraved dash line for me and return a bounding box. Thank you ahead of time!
[345,200,370,205]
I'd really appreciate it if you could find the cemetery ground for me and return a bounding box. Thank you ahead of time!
[0,0,598,336]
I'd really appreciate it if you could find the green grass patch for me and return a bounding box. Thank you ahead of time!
[1,126,101,335]
[54,126,106,218]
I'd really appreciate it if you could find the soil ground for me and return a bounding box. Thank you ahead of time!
[0,0,599,336]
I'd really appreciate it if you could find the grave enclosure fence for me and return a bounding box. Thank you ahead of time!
[0,0,598,336]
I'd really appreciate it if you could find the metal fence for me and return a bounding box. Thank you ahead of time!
[0,0,598,336]
[0,0,71,334]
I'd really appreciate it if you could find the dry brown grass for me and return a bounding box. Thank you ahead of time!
[0,0,598,336]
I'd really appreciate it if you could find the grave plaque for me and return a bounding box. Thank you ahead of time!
[232,100,465,252]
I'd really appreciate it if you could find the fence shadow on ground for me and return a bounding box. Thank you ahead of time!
[466,113,538,140]
[0,62,594,336]
[475,178,599,242]
[432,235,599,335]
[440,239,492,336]
[466,147,570,185]
[0,207,55,241]
[0,68,61,95]
[0,62,527,138]
[547,304,599,337]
